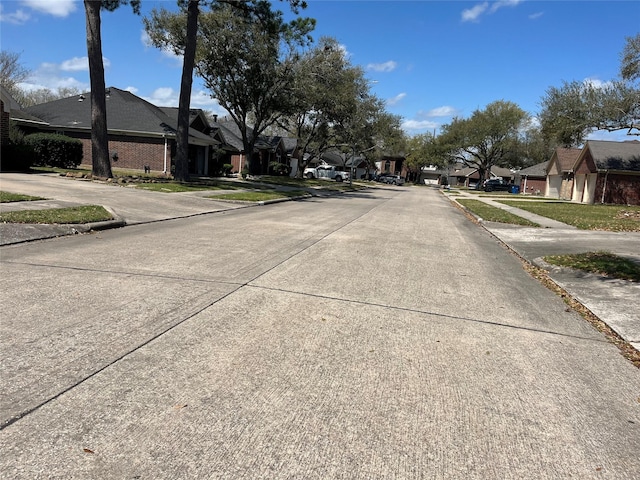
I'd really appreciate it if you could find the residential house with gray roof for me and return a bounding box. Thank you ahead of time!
[545,147,581,200]
[14,87,218,175]
[572,140,640,205]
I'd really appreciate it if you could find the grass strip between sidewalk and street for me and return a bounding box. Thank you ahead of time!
[543,251,640,282]
[498,201,640,232]
[0,191,46,203]
[457,199,540,226]
[209,190,308,202]
[0,205,113,224]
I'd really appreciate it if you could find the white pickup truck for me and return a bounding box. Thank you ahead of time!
[303,164,350,182]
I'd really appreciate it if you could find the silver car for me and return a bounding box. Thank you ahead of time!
[385,175,405,185]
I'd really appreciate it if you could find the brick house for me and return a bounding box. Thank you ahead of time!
[545,147,581,200]
[515,161,548,195]
[209,118,296,176]
[14,87,218,175]
[572,140,640,205]
[450,166,514,188]
[0,86,14,147]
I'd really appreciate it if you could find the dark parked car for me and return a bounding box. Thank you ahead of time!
[483,178,513,192]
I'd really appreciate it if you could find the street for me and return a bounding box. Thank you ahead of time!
[1,185,639,479]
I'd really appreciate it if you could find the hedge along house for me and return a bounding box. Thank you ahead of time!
[572,139,640,205]
[15,87,218,175]
[545,147,581,200]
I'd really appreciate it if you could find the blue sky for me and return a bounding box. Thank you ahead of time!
[1,0,638,140]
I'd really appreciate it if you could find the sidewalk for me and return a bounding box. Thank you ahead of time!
[447,190,640,352]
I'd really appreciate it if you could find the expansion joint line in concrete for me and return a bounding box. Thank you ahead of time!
[246,284,609,344]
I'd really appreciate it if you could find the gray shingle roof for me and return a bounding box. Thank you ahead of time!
[517,161,549,177]
[25,87,175,135]
[585,140,640,172]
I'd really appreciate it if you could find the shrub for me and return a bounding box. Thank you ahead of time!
[0,143,36,172]
[24,133,83,168]
[222,163,233,176]
[269,161,290,176]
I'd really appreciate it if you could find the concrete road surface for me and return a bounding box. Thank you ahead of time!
[1,186,639,479]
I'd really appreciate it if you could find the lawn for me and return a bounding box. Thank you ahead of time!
[210,190,308,202]
[543,251,640,282]
[0,191,45,203]
[498,201,640,232]
[0,205,113,224]
[457,199,540,226]
[134,182,240,193]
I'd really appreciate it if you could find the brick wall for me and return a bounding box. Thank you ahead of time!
[519,177,546,195]
[1,99,9,145]
[78,134,169,173]
[595,173,640,205]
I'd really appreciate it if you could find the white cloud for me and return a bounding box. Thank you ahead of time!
[425,106,458,117]
[146,87,177,106]
[20,0,76,17]
[461,2,488,22]
[462,0,522,22]
[366,61,398,73]
[142,87,227,114]
[583,77,612,89]
[60,57,89,72]
[489,0,523,14]
[529,12,544,20]
[401,119,440,132]
[0,5,31,24]
[386,93,406,106]
[124,86,139,95]
[18,58,94,92]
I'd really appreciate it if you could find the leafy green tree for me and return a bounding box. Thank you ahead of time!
[84,0,140,178]
[144,0,310,181]
[439,100,529,182]
[278,37,362,176]
[404,132,446,184]
[620,33,640,82]
[539,34,640,147]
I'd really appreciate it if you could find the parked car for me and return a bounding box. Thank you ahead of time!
[385,175,405,185]
[303,164,350,182]
[482,178,512,192]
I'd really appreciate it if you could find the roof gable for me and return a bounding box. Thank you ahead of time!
[580,140,640,172]
[547,147,581,174]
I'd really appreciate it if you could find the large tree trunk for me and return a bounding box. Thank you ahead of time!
[174,0,200,182]
[84,0,113,179]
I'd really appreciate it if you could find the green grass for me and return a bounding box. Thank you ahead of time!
[210,190,308,202]
[0,205,113,224]
[544,251,640,282]
[134,182,231,193]
[0,191,45,203]
[498,201,640,232]
[457,199,540,226]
